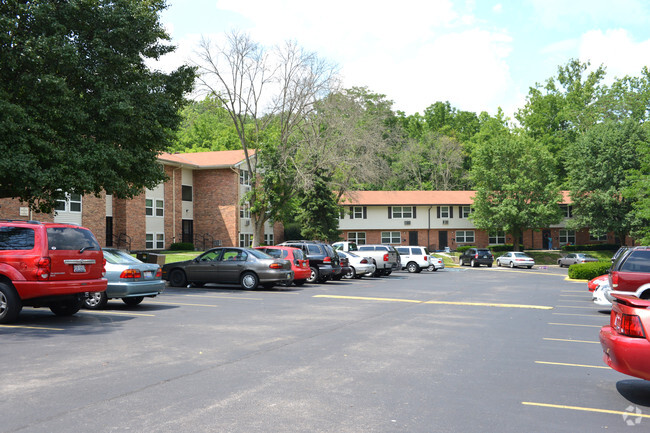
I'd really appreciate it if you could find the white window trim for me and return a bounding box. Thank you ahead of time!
[456,230,475,243]
[440,206,450,218]
[392,206,413,219]
[381,231,401,244]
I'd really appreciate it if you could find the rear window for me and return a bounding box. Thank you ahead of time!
[358,246,374,251]
[0,227,35,250]
[620,251,650,273]
[307,244,322,254]
[292,249,304,260]
[47,227,100,251]
[264,249,283,259]
[103,249,140,264]
[396,247,409,254]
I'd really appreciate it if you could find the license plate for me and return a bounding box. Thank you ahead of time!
[144,271,153,278]
[73,264,86,273]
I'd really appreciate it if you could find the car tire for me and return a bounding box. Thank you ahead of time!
[307,267,319,284]
[84,291,108,310]
[343,267,356,279]
[122,296,144,306]
[496,260,501,267]
[373,268,382,277]
[50,298,82,316]
[0,282,22,324]
[407,262,420,273]
[240,272,259,290]
[509,261,515,268]
[293,279,306,286]
[487,264,492,268]
[470,259,477,267]
[169,269,188,287]
[527,266,533,269]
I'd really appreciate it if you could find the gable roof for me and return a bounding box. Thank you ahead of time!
[341,190,572,206]
[158,149,254,169]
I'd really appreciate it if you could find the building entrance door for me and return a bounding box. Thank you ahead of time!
[438,231,448,250]
[409,231,418,246]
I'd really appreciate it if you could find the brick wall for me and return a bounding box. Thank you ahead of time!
[82,193,106,246]
[193,169,238,247]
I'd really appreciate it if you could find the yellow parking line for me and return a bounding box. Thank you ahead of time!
[548,322,602,328]
[313,295,553,310]
[543,338,600,344]
[147,301,218,308]
[535,361,609,369]
[82,310,156,317]
[522,402,650,419]
[0,324,64,331]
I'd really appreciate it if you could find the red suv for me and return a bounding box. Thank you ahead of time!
[254,246,311,286]
[0,220,107,323]
[608,246,650,300]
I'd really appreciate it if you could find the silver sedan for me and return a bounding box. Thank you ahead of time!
[557,253,599,267]
[496,252,535,269]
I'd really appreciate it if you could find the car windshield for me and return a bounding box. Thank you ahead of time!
[103,249,141,265]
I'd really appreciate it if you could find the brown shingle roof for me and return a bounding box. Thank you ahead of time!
[158,150,254,168]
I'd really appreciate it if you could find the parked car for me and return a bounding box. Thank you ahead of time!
[608,246,650,300]
[357,244,401,276]
[396,246,432,273]
[254,246,310,286]
[334,254,352,281]
[600,294,650,381]
[278,240,341,283]
[162,247,293,290]
[459,248,494,267]
[496,252,535,269]
[84,248,165,309]
[332,241,359,252]
[428,255,445,271]
[337,251,376,279]
[0,220,107,323]
[557,253,598,267]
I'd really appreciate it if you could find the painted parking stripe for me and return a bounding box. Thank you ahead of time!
[184,294,264,301]
[81,310,156,317]
[147,300,218,308]
[314,295,553,310]
[555,305,596,309]
[548,322,602,328]
[543,337,600,344]
[0,324,64,331]
[535,361,610,369]
[522,402,650,419]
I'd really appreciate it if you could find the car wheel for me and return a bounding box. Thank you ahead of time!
[373,268,382,277]
[487,263,492,268]
[307,267,319,284]
[496,260,501,267]
[470,259,477,267]
[430,266,437,272]
[0,282,22,324]
[343,267,356,279]
[240,272,259,290]
[169,269,188,287]
[50,298,82,316]
[293,279,306,286]
[509,261,514,268]
[527,266,533,269]
[406,262,419,273]
[84,291,108,310]
[122,296,144,306]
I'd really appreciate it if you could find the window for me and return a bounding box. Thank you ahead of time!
[347,232,366,244]
[489,231,506,244]
[146,199,164,217]
[381,231,401,244]
[461,206,471,218]
[560,204,573,218]
[456,230,475,243]
[239,233,253,247]
[264,233,274,245]
[146,233,153,249]
[589,232,607,241]
[351,206,366,219]
[54,193,82,213]
[156,233,165,249]
[559,229,576,245]
[0,227,35,250]
[391,206,413,219]
[440,206,449,218]
[182,185,193,202]
[145,199,153,216]
[155,200,164,217]
[239,170,250,186]
[240,202,251,219]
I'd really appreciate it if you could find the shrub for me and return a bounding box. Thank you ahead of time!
[456,245,475,253]
[562,243,619,252]
[567,261,611,280]
[489,244,524,252]
[169,242,195,251]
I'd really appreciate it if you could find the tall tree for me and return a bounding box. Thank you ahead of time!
[0,0,195,212]
[565,119,644,243]
[470,129,562,251]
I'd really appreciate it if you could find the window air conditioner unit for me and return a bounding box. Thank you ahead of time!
[442,220,449,225]
[244,220,250,226]
[404,220,411,226]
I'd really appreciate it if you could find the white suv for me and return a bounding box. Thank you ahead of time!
[396,246,432,273]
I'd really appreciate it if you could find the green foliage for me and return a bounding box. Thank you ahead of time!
[295,173,341,242]
[561,244,619,252]
[456,245,475,253]
[567,261,611,280]
[489,244,524,252]
[283,222,302,242]
[168,242,195,251]
[0,0,196,212]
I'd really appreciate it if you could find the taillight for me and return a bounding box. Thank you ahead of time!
[611,272,619,288]
[360,259,368,264]
[36,257,51,280]
[155,268,162,278]
[383,253,389,262]
[120,269,142,279]
[323,256,332,263]
[269,263,283,269]
[102,258,107,277]
[613,312,646,338]
[475,253,479,258]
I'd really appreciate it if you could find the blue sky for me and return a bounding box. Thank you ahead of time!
[156,0,650,117]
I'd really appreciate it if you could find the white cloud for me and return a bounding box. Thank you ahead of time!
[579,29,650,80]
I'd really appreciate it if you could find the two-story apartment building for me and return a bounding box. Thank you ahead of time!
[0,150,282,250]
[338,190,615,250]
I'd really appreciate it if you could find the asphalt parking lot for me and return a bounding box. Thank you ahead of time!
[2,266,649,432]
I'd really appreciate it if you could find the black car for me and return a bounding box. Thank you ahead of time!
[459,248,494,267]
[278,240,342,283]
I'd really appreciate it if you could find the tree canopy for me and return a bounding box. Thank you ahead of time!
[0,0,195,212]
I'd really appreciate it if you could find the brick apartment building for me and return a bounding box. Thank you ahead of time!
[0,150,283,251]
